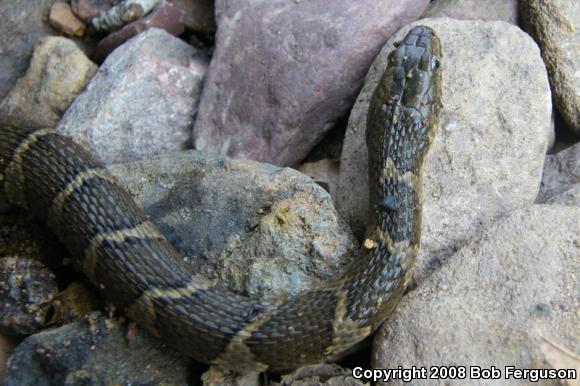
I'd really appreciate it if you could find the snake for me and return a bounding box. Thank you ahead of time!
[0,26,442,372]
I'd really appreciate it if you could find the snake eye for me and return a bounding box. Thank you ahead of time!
[431,57,440,70]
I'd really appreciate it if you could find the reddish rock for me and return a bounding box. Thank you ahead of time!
[94,2,185,61]
[71,0,115,22]
[49,2,86,37]
[168,0,215,34]
[193,0,430,166]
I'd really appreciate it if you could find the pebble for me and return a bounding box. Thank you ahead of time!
[49,2,86,37]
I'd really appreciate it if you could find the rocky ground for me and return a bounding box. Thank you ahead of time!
[0,0,578,385]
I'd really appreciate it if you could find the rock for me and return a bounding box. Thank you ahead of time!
[335,19,553,284]
[536,142,580,203]
[298,159,340,195]
[57,28,208,165]
[275,364,367,386]
[0,0,59,100]
[193,0,430,166]
[89,0,161,32]
[545,184,580,206]
[3,312,190,386]
[94,2,187,62]
[423,0,519,24]
[169,0,216,35]
[49,2,86,37]
[52,282,101,325]
[0,257,58,336]
[0,210,65,266]
[0,37,97,127]
[201,367,260,386]
[107,150,357,299]
[520,0,580,135]
[71,0,115,22]
[373,205,580,385]
[0,335,16,384]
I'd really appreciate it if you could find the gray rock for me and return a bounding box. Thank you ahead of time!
[0,37,97,127]
[335,19,553,284]
[193,0,430,166]
[0,0,59,100]
[545,184,580,206]
[423,0,519,24]
[536,142,580,203]
[4,312,190,386]
[373,205,580,385]
[57,28,208,165]
[0,257,57,336]
[108,150,357,299]
[520,0,580,135]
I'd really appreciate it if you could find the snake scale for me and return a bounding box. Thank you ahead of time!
[0,26,441,372]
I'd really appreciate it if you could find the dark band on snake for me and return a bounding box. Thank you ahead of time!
[0,26,442,372]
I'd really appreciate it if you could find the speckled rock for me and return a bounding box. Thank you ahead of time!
[57,28,208,164]
[536,142,580,203]
[0,0,59,100]
[193,0,430,166]
[4,312,190,386]
[373,205,580,385]
[49,2,86,37]
[423,0,519,24]
[336,19,552,283]
[0,37,97,127]
[108,150,357,299]
[0,257,58,336]
[520,0,580,135]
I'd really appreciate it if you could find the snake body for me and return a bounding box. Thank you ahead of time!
[0,26,441,372]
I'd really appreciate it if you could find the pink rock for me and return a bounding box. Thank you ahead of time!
[193,0,430,166]
[71,0,115,22]
[94,2,185,62]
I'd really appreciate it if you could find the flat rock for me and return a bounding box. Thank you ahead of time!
[57,28,208,165]
[521,0,580,135]
[0,37,97,127]
[0,257,57,336]
[536,142,580,203]
[335,19,552,283]
[193,0,430,166]
[0,0,59,100]
[373,205,580,385]
[108,150,357,299]
[4,312,190,386]
[423,0,519,24]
